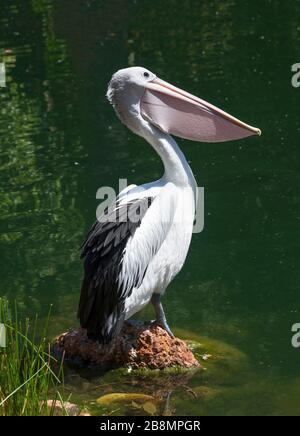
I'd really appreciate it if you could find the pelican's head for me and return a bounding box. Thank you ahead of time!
[107,67,157,135]
[107,66,261,142]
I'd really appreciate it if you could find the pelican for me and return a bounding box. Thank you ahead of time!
[78,67,261,343]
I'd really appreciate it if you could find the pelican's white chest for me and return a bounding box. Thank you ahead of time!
[150,184,195,288]
[125,184,196,318]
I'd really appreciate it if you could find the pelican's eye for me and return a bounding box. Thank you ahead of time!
[143,71,150,78]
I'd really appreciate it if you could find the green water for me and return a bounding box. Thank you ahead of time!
[1,0,300,416]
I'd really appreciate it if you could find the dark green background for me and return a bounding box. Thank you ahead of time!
[0,0,300,415]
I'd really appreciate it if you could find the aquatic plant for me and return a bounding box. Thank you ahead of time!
[0,299,66,416]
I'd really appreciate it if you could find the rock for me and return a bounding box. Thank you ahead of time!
[175,328,249,385]
[52,321,200,370]
[42,400,90,416]
[96,393,156,405]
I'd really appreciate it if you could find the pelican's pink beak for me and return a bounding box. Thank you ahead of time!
[141,77,261,142]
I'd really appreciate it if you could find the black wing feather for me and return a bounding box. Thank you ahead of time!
[78,197,153,343]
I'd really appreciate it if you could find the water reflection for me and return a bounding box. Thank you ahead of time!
[0,0,84,316]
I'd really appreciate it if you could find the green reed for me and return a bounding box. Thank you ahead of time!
[0,299,66,416]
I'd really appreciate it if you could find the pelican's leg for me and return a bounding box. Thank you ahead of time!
[151,293,174,338]
[126,319,141,327]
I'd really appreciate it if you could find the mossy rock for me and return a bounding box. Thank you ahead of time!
[175,328,250,385]
[92,392,162,416]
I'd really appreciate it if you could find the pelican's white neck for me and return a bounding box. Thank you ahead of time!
[140,120,196,190]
